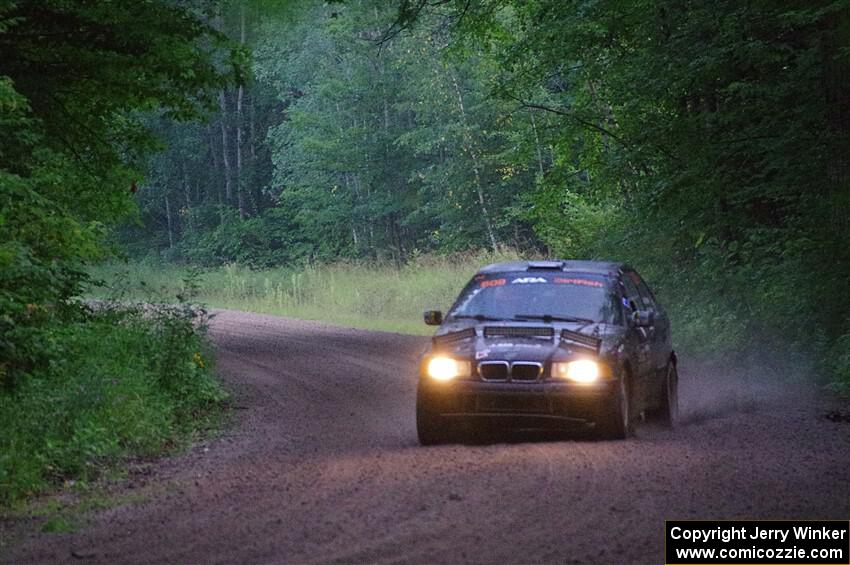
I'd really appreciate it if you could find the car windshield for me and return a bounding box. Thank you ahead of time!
[447,272,618,324]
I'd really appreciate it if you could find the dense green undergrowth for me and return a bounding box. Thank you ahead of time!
[0,304,226,506]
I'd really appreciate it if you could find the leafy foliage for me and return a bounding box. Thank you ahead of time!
[132,1,544,264]
[130,0,850,380]
[390,0,850,369]
[0,0,238,389]
[0,1,238,503]
[0,304,225,504]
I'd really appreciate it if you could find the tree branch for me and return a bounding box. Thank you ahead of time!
[509,94,681,163]
[506,94,628,146]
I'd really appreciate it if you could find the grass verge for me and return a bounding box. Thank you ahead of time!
[0,303,227,507]
[88,251,524,335]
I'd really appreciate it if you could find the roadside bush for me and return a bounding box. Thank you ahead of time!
[178,207,310,268]
[0,303,226,505]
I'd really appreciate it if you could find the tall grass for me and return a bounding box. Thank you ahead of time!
[89,251,524,334]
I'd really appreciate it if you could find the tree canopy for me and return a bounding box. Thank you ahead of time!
[0,0,240,387]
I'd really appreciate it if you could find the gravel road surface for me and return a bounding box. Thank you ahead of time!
[4,310,849,564]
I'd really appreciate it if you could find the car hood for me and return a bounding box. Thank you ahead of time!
[430,320,626,364]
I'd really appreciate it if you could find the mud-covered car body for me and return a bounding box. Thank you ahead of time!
[416,260,678,443]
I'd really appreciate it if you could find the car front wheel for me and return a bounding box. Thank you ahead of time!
[597,374,632,440]
[657,362,678,427]
[416,396,450,445]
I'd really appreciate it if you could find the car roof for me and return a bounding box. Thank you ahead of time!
[477,259,626,276]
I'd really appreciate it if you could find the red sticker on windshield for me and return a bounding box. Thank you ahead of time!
[553,277,603,287]
[480,278,507,288]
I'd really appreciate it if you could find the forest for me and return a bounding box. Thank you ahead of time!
[1,0,849,502]
[124,0,850,370]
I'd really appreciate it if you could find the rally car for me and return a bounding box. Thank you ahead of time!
[416,260,678,444]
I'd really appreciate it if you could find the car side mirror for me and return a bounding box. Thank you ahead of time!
[423,310,443,326]
[631,309,655,328]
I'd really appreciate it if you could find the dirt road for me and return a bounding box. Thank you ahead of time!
[4,310,849,564]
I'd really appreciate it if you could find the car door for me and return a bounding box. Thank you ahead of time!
[630,271,669,372]
[627,269,672,408]
[619,273,652,412]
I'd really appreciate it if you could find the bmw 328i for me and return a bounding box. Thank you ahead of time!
[416,260,678,444]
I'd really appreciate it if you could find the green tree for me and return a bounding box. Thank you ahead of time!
[396,0,850,363]
[0,0,240,387]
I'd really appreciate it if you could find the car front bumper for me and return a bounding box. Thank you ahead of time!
[418,379,617,426]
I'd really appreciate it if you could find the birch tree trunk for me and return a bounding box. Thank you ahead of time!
[235,4,247,219]
[530,112,545,177]
[164,195,174,248]
[207,125,226,222]
[451,73,498,252]
[218,90,233,204]
[182,163,193,234]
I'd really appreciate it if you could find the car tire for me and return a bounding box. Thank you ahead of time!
[597,374,632,440]
[416,397,450,446]
[656,362,678,428]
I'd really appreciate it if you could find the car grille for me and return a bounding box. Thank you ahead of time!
[479,361,509,381]
[511,362,543,381]
[478,361,542,382]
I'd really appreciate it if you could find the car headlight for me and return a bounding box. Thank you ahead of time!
[551,359,608,383]
[426,356,471,381]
